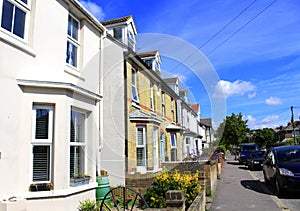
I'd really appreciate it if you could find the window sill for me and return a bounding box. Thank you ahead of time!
[0,29,36,57]
[150,110,156,116]
[64,65,85,81]
[15,182,97,200]
[131,101,140,109]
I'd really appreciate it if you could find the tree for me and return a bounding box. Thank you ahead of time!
[253,128,275,147]
[217,113,249,149]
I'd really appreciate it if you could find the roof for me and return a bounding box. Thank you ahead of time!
[189,104,200,114]
[137,50,159,58]
[164,77,178,84]
[166,123,181,131]
[101,15,133,26]
[101,15,137,34]
[129,110,162,125]
[200,118,212,127]
[179,90,187,94]
[184,129,202,138]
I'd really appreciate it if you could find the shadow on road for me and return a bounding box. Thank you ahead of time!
[264,183,300,199]
[241,180,300,199]
[226,161,240,165]
[241,180,273,196]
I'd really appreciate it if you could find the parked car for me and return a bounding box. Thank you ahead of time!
[238,143,259,165]
[263,145,300,195]
[246,150,266,170]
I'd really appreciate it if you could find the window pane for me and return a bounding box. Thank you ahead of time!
[171,134,176,147]
[70,146,85,177]
[1,0,13,32]
[70,111,85,143]
[33,146,50,181]
[131,70,136,85]
[35,109,49,139]
[68,16,72,37]
[113,27,122,41]
[72,18,78,40]
[132,86,138,101]
[20,0,28,4]
[137,148,145,166]
[13,6,26,38]
[68,16,78,40]
[66,41,77,67]
[171,148,177,161]
[137,128,143,146]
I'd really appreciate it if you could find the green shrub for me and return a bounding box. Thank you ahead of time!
[144,169,201,209]
[78,198,98,211]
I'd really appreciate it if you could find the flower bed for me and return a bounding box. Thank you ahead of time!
[144,169,201,209]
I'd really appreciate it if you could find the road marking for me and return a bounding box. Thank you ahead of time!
[248,170,290,211]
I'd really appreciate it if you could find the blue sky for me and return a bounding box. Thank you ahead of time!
[79,0,300,129]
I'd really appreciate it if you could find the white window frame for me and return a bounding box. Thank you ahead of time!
[170,133,176,148]
[170,134,177,161]
[153,127,158,169]
[150,82,154,111]
[171,98,175,122]
[31,105,53,183]
[70,108,87,180]
[161,92,165,118]
[66,14,80,69]
[127,29,135,50]
[136,126,146,171]
[0,0,31,42]
[132,68,139,103]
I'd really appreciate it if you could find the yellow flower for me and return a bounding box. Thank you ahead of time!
[150,197,155,201]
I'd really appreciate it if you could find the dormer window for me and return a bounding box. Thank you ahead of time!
[155,60,160,71]
[113,27,122,41]
[127,30,135,50]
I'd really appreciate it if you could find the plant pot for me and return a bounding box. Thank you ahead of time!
[30,183,53,191]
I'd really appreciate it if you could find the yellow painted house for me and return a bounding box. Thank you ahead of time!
[125,50,182,174]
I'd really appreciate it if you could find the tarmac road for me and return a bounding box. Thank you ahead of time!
[210,155,286,211]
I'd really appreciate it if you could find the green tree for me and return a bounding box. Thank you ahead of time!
[253,128,275,147]
[218,113,249,149]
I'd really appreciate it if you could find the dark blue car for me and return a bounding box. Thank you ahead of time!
[263,145,300,195]
[246,150,266,170]
[238,143,259,165]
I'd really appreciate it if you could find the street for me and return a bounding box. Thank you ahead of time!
[210,156,300,211]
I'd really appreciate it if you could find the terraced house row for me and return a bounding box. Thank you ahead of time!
[0,0,213,210]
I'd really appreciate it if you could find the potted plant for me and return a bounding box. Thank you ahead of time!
[70,174,91,187]
[29,182,53,191]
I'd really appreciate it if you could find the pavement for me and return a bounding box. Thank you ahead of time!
[208,154,283,211]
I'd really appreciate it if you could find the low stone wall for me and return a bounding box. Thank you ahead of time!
[161,161,205,174]
[125,172,156,196]
[187,190,206,211]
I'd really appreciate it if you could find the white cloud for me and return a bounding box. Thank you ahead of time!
[79,0,105,21]
[213,80,256,99]
[265,97,282,105]
[244,115,279,129]
[262,115,279,123]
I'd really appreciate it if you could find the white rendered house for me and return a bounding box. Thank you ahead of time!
[0,0,106,210]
